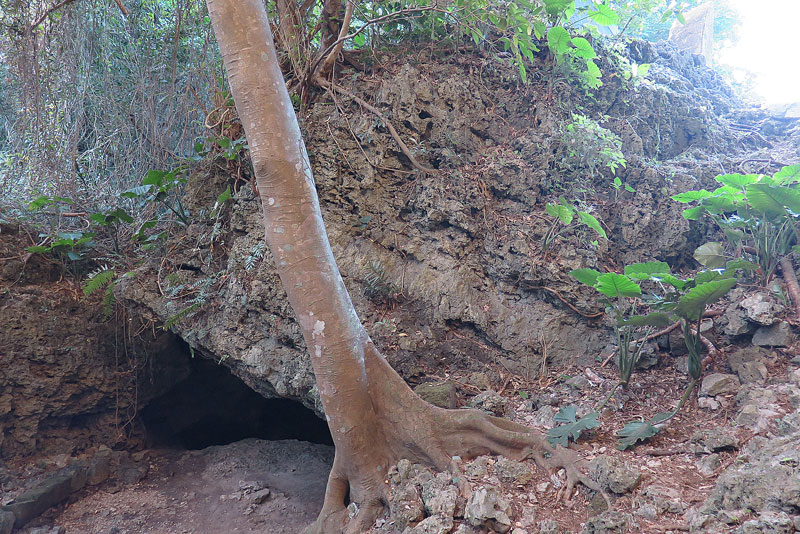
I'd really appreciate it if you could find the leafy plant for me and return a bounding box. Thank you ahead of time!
[363,260,402,305]
[82,266,116,319]
[547,405,600,447]
[122,167,191,226]
[543,197,607,252]
[569,260,743,450]
[559,114,626,179]
[673,166,800,284]
[27,231,96,262]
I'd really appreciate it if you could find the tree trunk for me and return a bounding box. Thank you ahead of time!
[205,2,602,532]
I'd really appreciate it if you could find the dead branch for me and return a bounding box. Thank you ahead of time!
[315,77,436,173]
[317,0,355,78]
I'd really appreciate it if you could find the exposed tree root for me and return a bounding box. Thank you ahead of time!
[303,341,607,534]
[780,256,800,322]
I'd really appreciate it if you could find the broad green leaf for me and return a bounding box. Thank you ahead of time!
[715,173,759,189]
[693,242,726,268]
[745,183,800,217]
[27,245,51,253]
[637,63,651,77]
[624,261,671,278]
[682,206,705,220]
[702,195,738,214]
[693,269,722,285]
[675,278,737,321]
[577,211,607,239]
[533,21,546,39]
[570,37,596,59]
[589,4,620,25]
[554,405,577,423]
[622,312,673,328]
[570,268,601,287]
[775,164,800,184]
[542,0,573,16]
[547,26,571,56]
[546,408,600,447]
[617,420,660,450]
[671,190,713,203]
[595,273,641,298]
[643,273,686,289]
[109,208,134,223]
[725,259,759,272]
[584,59,602,88]
[546,202,574,224]
[142,170,168,186]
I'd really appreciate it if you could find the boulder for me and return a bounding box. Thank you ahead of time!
[740,293,783,326]
[465,486,512,533]
[588,455,641,495]
[581,510,631,534]
[414,382,457,409]
[752,322,793,348]
[0,510,14,534]
[494,457,532,485]
[467,391,508,416]
[700,373,740,397]
[694,431,800,526]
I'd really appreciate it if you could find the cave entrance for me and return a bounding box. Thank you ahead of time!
[140,353,332,450]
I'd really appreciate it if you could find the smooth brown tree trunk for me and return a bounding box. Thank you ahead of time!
[205,1,602,532]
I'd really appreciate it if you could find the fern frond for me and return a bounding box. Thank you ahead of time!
[83,268,116,297]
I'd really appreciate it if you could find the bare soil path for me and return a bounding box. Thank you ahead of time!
[55,439,333,534]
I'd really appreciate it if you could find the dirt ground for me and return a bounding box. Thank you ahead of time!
[53,439,333,534]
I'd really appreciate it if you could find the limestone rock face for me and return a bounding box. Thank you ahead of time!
[0,225,189,460]
[693,431,800,530]
[668,3,714,66]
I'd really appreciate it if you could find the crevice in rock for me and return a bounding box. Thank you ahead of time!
[140,345,332,450]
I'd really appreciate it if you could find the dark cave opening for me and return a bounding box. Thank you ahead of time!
[140,354,332,450]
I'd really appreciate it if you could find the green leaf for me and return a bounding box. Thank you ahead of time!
[546,202,574,224]
[693,242,726,269]
[570,268,601,287]
[82,269,116,297]
[624,261,671,278]
[588,4,620,25]
[142,170,168,186]
[27,245,51,253]
[570,37,596,59]
[671,190,713,203]
[675,278,737,321]
[725,259,759,272]
[577,211,607,239]
[617,420,661,450]
[745,183,800,217]
[547,26,571,56]
[622,312,673,327]
[637,63,651,77]
[715,173,759,189]
[775,164,800,185]
[121,185,152,198]
[584,59,602,88]
[546,407,600,447]
[682,206,706,220]
[542,0,573,16]
[216,185,232,205]
[595,273,641,298]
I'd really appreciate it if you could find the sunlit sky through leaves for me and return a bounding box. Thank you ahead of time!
[717,0,800,105]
